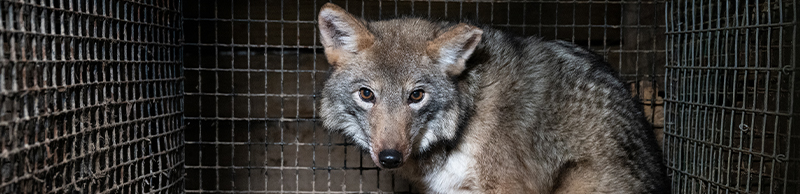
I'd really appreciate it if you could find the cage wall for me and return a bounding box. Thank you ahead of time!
[0,0,185,193]
[664,0,799,193]
[181,0,666,193]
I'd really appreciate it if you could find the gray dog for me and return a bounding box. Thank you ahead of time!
[317,3,668,193]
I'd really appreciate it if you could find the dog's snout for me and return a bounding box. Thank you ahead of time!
[378,149,403,169]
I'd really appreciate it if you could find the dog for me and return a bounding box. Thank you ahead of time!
[317,3,668,193]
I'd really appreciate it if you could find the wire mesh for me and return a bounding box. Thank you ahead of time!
[664,0,799,193]
[0,0,184,193]
[181,0,665,193]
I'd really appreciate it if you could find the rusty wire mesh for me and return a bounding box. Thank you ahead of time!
[0,0,184,193]
[181,0,665,193]
[664,0,799,193]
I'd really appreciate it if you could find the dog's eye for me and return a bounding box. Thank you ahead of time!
[359,88,375,102]
[409,90,424,103]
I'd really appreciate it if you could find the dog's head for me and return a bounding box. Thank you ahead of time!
[317,3,481,169]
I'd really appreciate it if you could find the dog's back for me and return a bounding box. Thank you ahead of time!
[456,29,668,193]
[317,3,668,193]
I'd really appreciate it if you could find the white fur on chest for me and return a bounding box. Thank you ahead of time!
[422,149,478,194]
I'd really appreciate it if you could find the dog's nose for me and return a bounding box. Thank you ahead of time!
[378,149,403,169]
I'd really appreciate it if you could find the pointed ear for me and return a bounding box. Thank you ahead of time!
[318,3,374,66]
[427,23,483,76]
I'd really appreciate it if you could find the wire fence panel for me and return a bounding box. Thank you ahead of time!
[664,0,799,193]
[0,0,185,193]
[181,0,665,193]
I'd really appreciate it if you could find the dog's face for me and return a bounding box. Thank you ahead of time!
[317,3,481,169]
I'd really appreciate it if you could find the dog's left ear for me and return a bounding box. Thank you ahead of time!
[427,23,483,76]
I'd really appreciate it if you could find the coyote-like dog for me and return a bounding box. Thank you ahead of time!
[318,3,668,193]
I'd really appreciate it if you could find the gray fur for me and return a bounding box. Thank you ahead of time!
[319,3,668,193]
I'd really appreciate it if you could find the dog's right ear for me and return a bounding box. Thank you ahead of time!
[318,3,374,66]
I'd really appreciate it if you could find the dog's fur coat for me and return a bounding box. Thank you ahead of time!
[317,3,668,193]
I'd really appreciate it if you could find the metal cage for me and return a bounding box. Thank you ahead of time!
[0,0,184,193]
[664,0,799,193]
[0,0,797,194]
